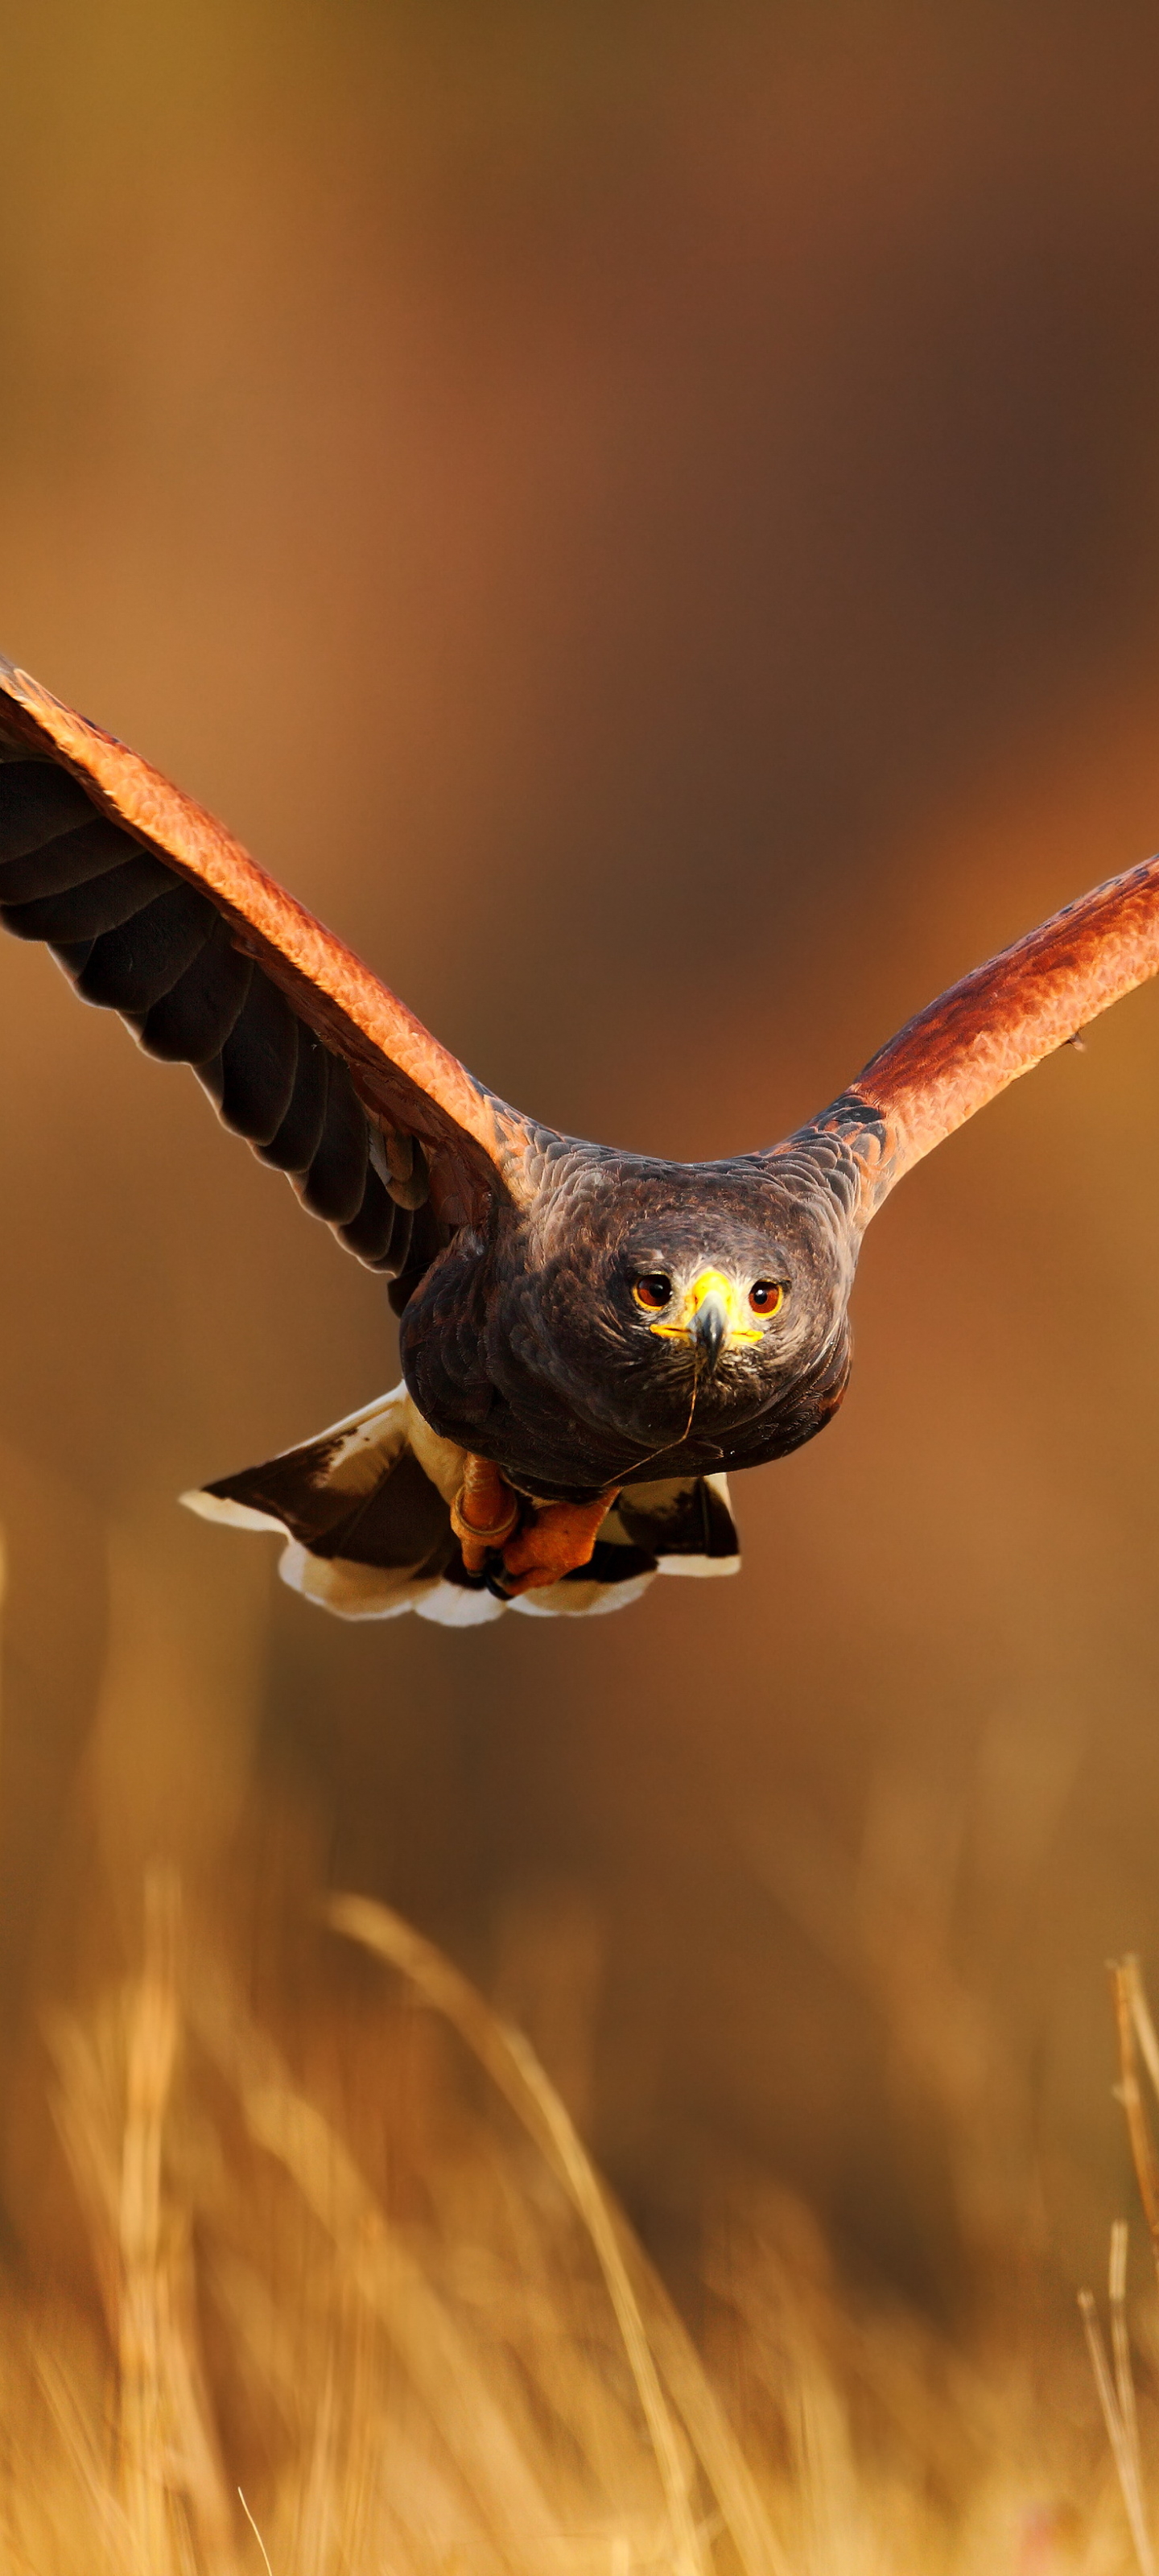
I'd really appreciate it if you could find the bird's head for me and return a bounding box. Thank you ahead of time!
[518,1151,859,1469]
[619,1256,783,1371]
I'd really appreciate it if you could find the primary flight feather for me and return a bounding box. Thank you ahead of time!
[2,654,1155,1626]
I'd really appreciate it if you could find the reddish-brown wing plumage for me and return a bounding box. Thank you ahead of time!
[0,658,535,1219]
[817,853,1159,1214]
[10,654,1159,1246]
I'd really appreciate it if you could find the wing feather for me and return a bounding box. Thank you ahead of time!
[0,655,539,1276]
[797,852,1159,1216]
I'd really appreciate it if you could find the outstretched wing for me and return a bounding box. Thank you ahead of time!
[0,658,539,1292]
[793,852,1159,1220]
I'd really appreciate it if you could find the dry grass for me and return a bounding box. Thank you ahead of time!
[0,1866,1147,2574]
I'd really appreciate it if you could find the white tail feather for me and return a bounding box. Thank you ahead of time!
[183,1382,740,1624]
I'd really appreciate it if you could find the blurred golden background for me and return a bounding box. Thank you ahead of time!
[4,0,1159,2362]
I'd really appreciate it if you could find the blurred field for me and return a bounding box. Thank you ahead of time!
[2,1867,1147,2574]
[5,0,1159,2560]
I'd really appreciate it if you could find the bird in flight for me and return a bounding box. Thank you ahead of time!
[2,655,1156,1626]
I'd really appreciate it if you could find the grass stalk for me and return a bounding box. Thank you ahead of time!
[328,1890,785,2576]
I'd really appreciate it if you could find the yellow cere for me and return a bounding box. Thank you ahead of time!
[648,1266,767,1347]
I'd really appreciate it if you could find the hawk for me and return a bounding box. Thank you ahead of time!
[2,655,1156,1626]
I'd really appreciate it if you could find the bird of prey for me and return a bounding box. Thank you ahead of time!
[2,654,1156,1626]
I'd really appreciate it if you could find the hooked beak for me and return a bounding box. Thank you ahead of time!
[647,1267,764,1368]
[691,1287,728,1373]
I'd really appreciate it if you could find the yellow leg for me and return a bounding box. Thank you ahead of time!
[449,1455,520,1572]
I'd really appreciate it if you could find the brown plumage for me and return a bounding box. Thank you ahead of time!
[2,652,1156,1625]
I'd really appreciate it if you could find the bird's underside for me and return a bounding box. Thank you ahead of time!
[3,652,1159,1624]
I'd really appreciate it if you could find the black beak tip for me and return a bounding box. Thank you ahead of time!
[691,1298,727,1369]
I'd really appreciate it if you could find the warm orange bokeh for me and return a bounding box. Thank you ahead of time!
[3,0,1159,2318]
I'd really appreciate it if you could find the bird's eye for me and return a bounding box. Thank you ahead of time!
[633,1274,673,1311]
[749,1280,784,1315]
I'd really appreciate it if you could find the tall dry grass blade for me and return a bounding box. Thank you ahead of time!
[604,2228,791,2576]
[118,1864,185,2576]
[1110,2221,1143,2494]
[289,2346,340,2576]
[328,2281,386,2576]
[326,1894,701,2576]
[245,2087,560,2570]
[238,2487,274,2576]
[1078,2284,1156,2576]
[1128,1956,1159,2112]
[48,1990,234,2567]
[1113,1962,1159,2287]
[31,2342,128,2576]
[190,1976,567,2574]
[328,1890,782,2576]
[47,2003,130,2342]
[157,2215,241,2570]
[111,1868,240,2576]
